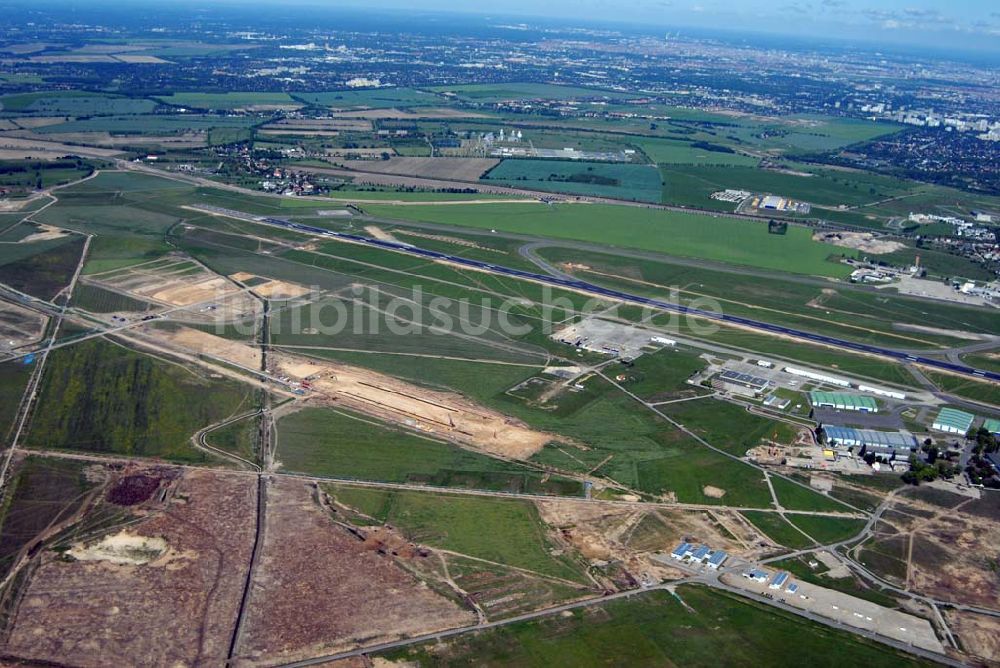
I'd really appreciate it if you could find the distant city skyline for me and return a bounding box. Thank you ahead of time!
[335,0,1000,53]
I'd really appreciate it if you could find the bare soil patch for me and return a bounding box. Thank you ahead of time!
[237,478,473,666]
[4,470,256,667]
[813,231,904,255]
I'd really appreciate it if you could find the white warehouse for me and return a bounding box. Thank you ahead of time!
[783,366,851,388]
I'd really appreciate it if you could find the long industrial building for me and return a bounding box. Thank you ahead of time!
[823,426,918,460]
[809,391,878,413]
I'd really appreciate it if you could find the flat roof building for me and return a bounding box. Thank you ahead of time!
[769,571,790,589]
[713,370,770,397]
[810,391,878,413]
[932,408,975,435]
[707,550,728,569]
[690,545,711,562]
[824,426,918,451]
[983,418,1000,436]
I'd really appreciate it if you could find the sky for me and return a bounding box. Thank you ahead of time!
[340,0,1000,53]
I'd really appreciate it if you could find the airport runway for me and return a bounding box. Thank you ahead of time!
[256,215,1000,384]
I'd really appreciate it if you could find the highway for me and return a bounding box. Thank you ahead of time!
[247,214,1000,383]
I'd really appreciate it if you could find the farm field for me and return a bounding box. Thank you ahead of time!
[382,585,929,667]
[481,159,663,202]
[637,136,760,166]
[362,201,854,277]
[0,91,157,115]
[24,338,257,461]
[275,407,582,495]
[0,235,84,300]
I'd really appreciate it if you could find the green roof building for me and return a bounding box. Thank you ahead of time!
[931,408,975,435]
[809,391,878,413]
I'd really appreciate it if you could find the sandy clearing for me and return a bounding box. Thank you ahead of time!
[364,225,398,243]
[148,276,238,306]
[229,273,313,300]
[153,325,262,369]
[276,353,556,460]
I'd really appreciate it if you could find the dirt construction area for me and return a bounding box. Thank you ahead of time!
[3,470,256,667]
[536,502,771,584]
[236,477,473,666]
[84,255,258,321]
[276,353,557,459]
[813,231,904,254]
[229,272,313,300]
[148,324,262,369]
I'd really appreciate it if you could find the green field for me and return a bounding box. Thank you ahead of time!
[362,201,853,277]
[71,283,153,313]
[482,160,663,202]
[0,92,156,115]
[383,585,929,667]
[618,348,707,400]
[328,485,587,582]
[154,92,298,110]
[0,159,95,192]
[35,114,258,136]
[787,515,867,545]
[25,338,256,461]
[657,397,800,458]
[638,137,760,166]
[293,88,442,109]
[0,361,32,437]
[660,164,912,212]
[0,235,85,300]
[771,475,852,513]
[924,371,1000,408]
[277,407,581,495]
[741,511,814,549]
